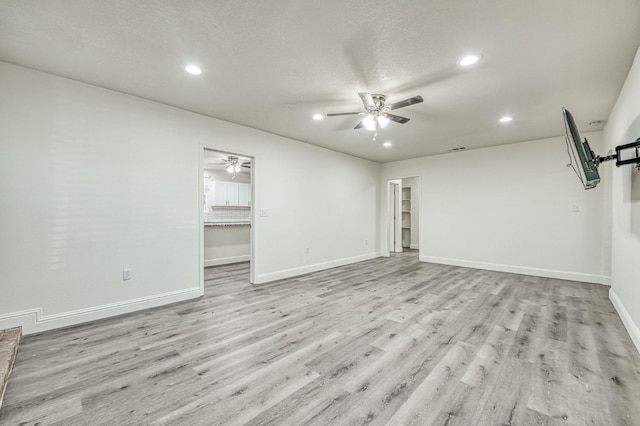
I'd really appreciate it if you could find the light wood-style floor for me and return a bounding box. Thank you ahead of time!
[2,251,640,425]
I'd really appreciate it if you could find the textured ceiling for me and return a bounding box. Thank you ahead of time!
[1,0,639,162]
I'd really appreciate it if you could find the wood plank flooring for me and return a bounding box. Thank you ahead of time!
[2,251,640,425]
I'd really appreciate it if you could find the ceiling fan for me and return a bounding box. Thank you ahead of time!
[327,92,424,131]
[218,156,251,178]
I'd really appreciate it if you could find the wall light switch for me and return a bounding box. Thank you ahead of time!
[572,204,581,213]
[123,269,132,280]
[259,208,268,217]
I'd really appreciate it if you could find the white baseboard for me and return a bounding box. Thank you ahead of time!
[0,287,201,336]
[204,255,250,267]
[420,255,611,285]
[255,252,384,284]
[410,244,419,250]
[609,288,640,355]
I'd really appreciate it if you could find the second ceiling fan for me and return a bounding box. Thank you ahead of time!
[327,92,423,131]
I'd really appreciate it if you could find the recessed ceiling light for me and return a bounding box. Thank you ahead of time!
[383,141,393,147]
[184,65,202,75]
[312,114,323,121]
[499,116,513,123]
[458,55,481,67]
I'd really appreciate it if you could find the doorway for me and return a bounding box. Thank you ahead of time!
[200,148,255,292]
[387,176,420,255]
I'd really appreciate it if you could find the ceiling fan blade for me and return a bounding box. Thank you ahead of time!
[387,95,423,111]
[383,113,410,124]
[358,92,375,109]
[354,120,365,129]
[327,112,362,117]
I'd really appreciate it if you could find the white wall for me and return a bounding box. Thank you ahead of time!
[0,62,381,334]
[603,46,640,353]
[204,168,251,184]
[204,226,250,266]
[381,133,608,284]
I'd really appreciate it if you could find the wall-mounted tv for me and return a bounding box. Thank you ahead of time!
[563,107,601,189]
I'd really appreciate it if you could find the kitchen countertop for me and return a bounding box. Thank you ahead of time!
[204,221,251,227]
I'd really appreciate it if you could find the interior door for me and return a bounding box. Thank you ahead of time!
[394,184,403,253]
[388,180,402,253]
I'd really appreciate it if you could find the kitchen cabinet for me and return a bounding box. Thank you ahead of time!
[211,181,251,207]
[214,181,238,206]
[238,183,251,207]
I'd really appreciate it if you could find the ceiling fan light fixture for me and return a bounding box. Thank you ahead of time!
[499,116,513,123]
[457,54,481,67]
[377,115,390,129]
[363,114,376,131]
[326,92,422,131]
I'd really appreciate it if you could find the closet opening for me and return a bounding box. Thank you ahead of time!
[387,176,420,255]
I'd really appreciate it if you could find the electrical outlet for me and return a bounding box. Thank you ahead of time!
[259,208,268,217]
[365,239,368,245]
[123,269,131,280]
[306,247,310,254]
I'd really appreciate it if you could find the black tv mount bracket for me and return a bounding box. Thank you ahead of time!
[593,137,640,170]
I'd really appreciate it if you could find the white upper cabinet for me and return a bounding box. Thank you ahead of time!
[213,181,226,206]
[211,181,250,207]
[238,183,251,207]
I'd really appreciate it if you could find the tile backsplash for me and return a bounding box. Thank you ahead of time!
[205,206,251,222]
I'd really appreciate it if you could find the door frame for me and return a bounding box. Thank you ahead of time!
[199,145,256,294]
[386,175,421,257]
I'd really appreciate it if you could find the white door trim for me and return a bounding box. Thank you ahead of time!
[386,175,421,256]
[200,145,256,286]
